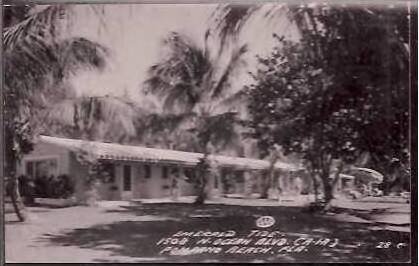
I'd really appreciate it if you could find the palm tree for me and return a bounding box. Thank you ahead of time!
[4,5,109,221]
[144,32,249,203]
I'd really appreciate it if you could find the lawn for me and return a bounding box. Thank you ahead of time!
[5,199,411,263]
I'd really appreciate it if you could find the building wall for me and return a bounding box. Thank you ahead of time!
[68,153,119,202]
[18,142,211,201]
[99,162,198,200]
[18,142,121,202]
[140,164,169,198]
[17,142,71,176]
[130,163,196,199]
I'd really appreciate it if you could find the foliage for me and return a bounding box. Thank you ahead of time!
[30,174,74,199]
[3,5,109,177]
[143,32,248,151]
[39,95,138,142]
[193,154,221,204]
[135,112,199,151]
[209,4,260,56]
[143,31,250,203]
[246,5,410,201]
[144,32,248,115]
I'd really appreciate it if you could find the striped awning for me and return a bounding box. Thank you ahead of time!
[38,135,299,171]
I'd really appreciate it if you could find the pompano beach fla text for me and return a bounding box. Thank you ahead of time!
[156,230,339,256]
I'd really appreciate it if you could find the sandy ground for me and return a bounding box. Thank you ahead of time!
[5,196,411,263]
[5,206,170,263]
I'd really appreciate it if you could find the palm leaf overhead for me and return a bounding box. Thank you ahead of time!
[57,37,108,76]
[211,44,248,99]
[4,4,110,146]
[5,37,108,95]
[4,5,109,111]
[209,3,258,56]
[144,31,248,114]
[211,3,410,56]
[3,5,66,50]
[144,32,213,113]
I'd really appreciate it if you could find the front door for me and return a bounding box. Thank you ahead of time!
[121,165,133,200]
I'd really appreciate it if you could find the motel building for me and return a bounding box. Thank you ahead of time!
[16,135,300,203]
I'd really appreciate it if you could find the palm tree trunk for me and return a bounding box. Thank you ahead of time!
[312,174,319,202]
[320,170,334,210]
[194,147,211,204]
[194,171,208,205]
[9,177,27,222]
[260,171,269,198]
[243,171,253,198]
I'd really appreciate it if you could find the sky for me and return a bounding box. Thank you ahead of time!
[58,4,298,108]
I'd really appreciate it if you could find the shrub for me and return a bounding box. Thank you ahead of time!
[33,174,74,198]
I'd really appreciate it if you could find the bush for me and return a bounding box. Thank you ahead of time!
[34,174,74,199]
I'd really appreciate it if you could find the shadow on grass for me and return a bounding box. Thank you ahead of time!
[41,203,410,263]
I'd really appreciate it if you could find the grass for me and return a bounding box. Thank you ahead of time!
[5,201,411,263]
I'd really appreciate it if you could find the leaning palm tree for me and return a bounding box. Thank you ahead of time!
[144,32,248,203]
[4,5,108,221]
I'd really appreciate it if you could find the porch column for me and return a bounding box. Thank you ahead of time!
[206,172,221,200]
[268,170,280,200]
[243,171,253,198]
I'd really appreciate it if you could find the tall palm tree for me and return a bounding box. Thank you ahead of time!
[143,32,249,203]
[4,5,109,221]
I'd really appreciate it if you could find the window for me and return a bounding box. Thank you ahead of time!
[144,165,151,179]
[183,168,196,182]
[171,167,180,176]
[100,162,115,183]
[25,158,58,179]
[235,171,244,183]
[123,165,131,191]
[162,166,169,179]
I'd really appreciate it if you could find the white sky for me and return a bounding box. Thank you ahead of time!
[61,4,298,107]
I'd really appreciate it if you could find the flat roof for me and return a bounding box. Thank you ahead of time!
[38,135,300,171]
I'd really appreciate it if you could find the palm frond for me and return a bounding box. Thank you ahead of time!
[162,84,196,113]
[3,5,67,51]
[195,112,239,151]
[218,88,249,108]
[209,4,259,56]
[211,44,248,99]
[4,5,109,112]
[144,32,212,111]
[139,112,195,134]
[58,37,109,75]
[4,37,109,111]
[3,5,33,28]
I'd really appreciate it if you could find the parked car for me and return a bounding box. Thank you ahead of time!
[348,190,362,199]
[372,188,383,197]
